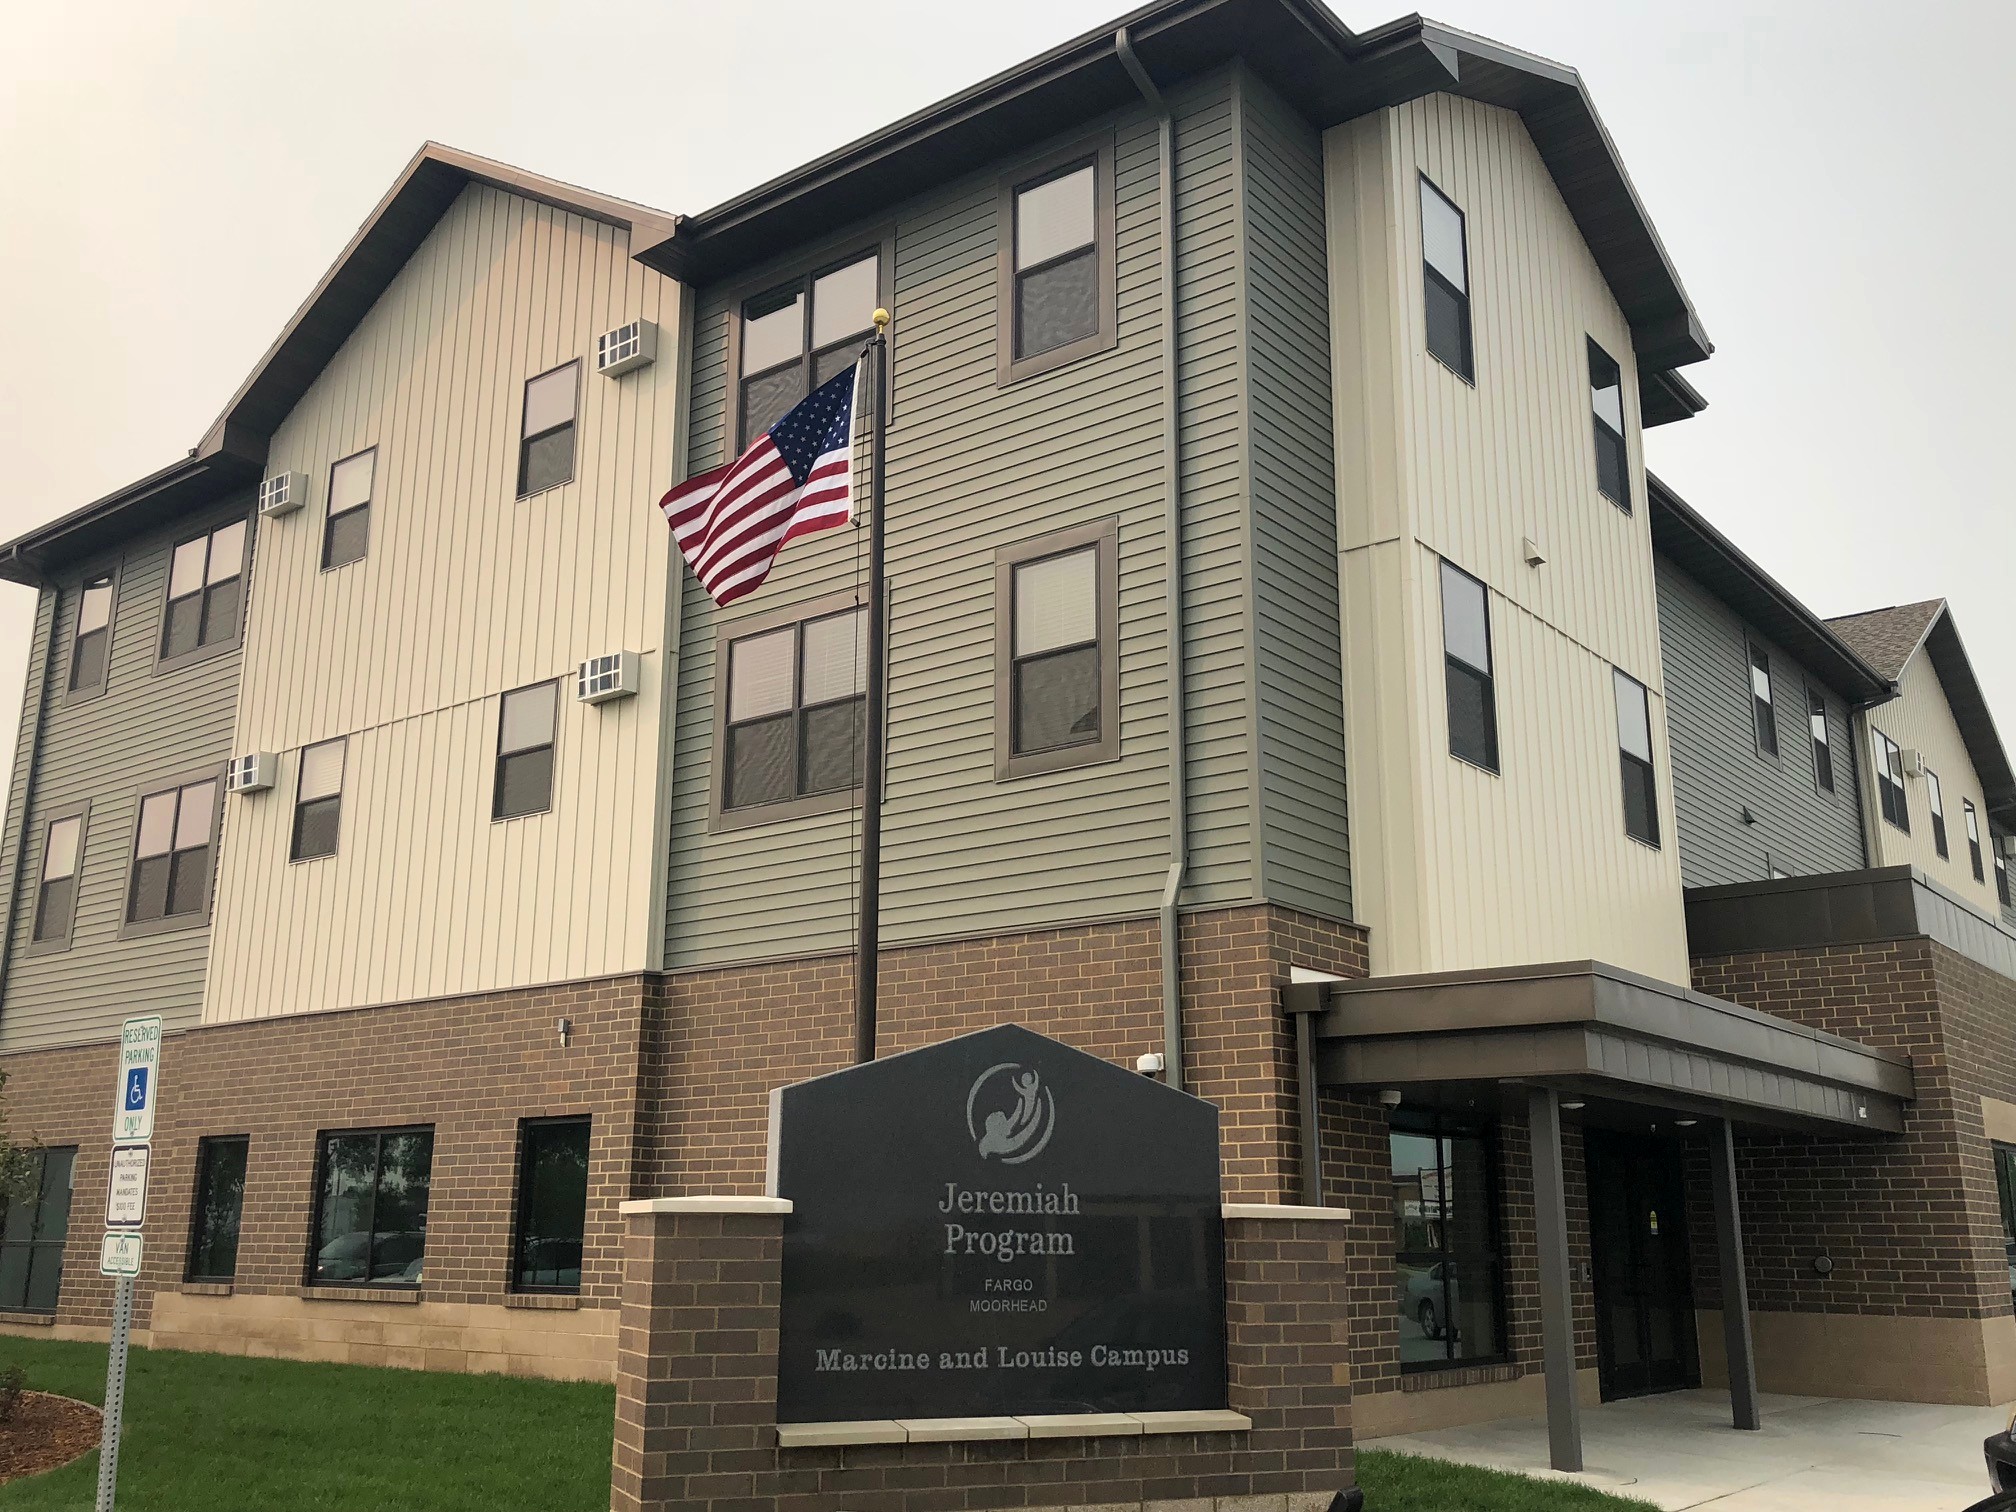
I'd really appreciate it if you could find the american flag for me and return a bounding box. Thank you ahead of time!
[659,362,859,607]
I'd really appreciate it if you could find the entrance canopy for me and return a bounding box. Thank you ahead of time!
[1293,959,1913,1135]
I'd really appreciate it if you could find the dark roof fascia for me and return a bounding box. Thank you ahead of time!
[199,143,681,449]
[0,442,262,587]
[1641,364,1707,428]
[1647,473,1891,705]
[1921,609,2016,826]
[642,0,1709,376]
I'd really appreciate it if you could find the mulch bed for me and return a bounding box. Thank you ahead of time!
[0,1391,100,1484]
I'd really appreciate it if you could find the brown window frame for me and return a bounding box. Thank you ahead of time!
[1613,669,1660,849]
[995,135,1119,387]
[708,588,869,832]
[322,447,376,573]
[1418,173,1475,382]
[25,801,90,957]
[993,519,1121,781]
[517,361,581,499]
[291,737,347,862]
[1966,799,1986,884]
[117,765,226,940]
[493,681,561,822]
[1588,338,1630,512]
[65,565,119,701]
[720,239,891,455]
[157,515,251,673]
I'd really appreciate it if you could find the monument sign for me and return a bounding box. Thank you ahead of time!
[769,1023,1226,1423]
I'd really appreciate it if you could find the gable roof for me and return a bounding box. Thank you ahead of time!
[0,144,678,588]
[1824,600,1943,683]
[640,0,1710,404]
[1830,600,2016,828]
[1647,474,1890,705]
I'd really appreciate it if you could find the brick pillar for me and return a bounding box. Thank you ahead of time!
[612,1196,786,1512]
[1223,1206,1356,1490]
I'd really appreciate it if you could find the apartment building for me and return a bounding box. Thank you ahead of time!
[3,0,2014,1500]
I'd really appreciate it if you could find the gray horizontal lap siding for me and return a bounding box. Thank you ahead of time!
[664,77,1256,968]
[1241,74,1349,921]
[0,496,251,1051]
[1654,552,1866,890]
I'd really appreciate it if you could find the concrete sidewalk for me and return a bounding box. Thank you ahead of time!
[1361,1388,2007,1510]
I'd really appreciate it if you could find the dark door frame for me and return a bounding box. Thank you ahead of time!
[1585,1127,1700,1401]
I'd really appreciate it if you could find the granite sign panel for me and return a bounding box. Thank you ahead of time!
[770,1023,1226,1423]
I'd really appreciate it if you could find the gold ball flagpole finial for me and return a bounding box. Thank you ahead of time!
[872,307,890,331]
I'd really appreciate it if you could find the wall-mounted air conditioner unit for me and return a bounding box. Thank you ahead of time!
[258,472,305,517]
[577,651,639,704]
[595,320,657,378]
[1901,747,1925,778]
[227,753,277,793]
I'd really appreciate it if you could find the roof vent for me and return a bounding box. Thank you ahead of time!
[258,472,306,517]
[227,753,277,794]
[595,320,657,378]
[577,651,639,704]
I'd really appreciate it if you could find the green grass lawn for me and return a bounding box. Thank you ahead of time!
[1,1335,1659,1512]
[0,1336,615,1512]
[1356,1448,1662,1511]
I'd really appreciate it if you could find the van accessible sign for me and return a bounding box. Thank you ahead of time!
[768,1023,1226,1423]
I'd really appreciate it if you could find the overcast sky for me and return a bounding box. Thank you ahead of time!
[2,0,2010,793]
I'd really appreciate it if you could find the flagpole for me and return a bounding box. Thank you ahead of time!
[854,308,891,1065]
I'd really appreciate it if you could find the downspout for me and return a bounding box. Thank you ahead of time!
[0,564,61,1008]
[1117,27,1188,1091]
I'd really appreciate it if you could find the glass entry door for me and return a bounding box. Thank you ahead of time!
[1585,1128,1698,1400]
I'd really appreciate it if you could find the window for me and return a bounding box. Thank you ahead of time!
[1808,687,1834,793]
[736,251,879,446]
[162,520,247,662]
[308,1127,433,1287]
[1614,670,1659,847]
[1748,643,1777,757]
[494,682,559,820]
[126,777,218,927]
[29,812,84,949]
[995,521,1119,780]
[1588,339,1629,510]
[1997,840,2011,909]
[69,573,114,694]
[185,1136,249,1282]
[716,602,866,822]
[998,141,1115,383]
[1874,730,1909,832]
[1391,1115,1503,1369]
[1440,561,1498,773]
[1997,1144,2016,1310]
[512,1118,590,1293]
[1419,176,1473,380]
[1927,768,1948,858]
[291,738,346,861]
[1966,800,1985,884]
[518,362,579,497]
[0,1147,76,1313]
[323,449,374,570]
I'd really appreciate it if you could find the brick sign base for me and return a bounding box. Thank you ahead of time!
[612,1204,1358,1512]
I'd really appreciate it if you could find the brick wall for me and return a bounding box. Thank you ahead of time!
[0,976,646,1347]
[639,905,1368,1203]
[1690,938,2012,1322]
[612,1207,1355,1512]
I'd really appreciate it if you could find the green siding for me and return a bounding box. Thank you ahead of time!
[1242,74,1350,918]
[0,496,251,1050]
[664,75,1265,967]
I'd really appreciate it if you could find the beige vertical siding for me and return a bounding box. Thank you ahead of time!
[1327,98,1690,984]
[204,184,681,1022]
[1860,655,2003,915]
[0,500,250,1050]
[664,78,1262,968]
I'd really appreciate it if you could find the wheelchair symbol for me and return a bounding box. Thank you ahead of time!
[124,1068,149,1110]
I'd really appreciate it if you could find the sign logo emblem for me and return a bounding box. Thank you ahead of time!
[965,1062,1056,1165]
[124,1068,149,1111]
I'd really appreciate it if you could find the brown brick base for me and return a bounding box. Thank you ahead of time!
[613,1207,1356,1512]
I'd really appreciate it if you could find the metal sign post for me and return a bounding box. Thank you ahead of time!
[96,1014,161,1512]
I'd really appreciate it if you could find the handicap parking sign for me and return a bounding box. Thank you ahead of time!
[112,1016,163,1143]
[124,1068,149,1110]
